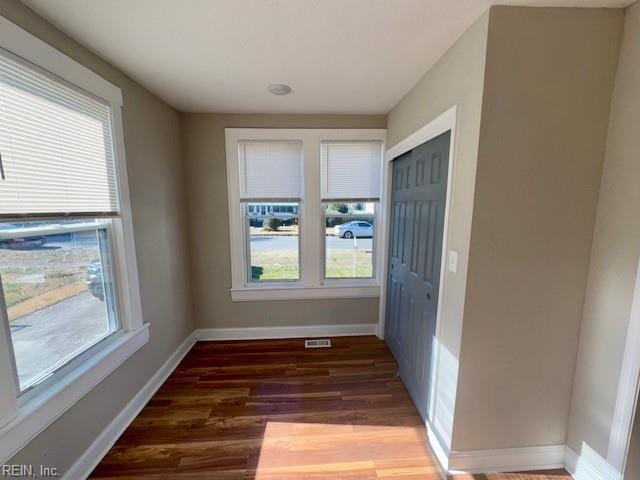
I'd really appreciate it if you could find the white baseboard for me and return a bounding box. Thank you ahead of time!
[436,444,623,479]
[445,444,566,475]
[194,323,378,341]
[64,332,197,480]
[565,446,622,480]
[425,418,452,472]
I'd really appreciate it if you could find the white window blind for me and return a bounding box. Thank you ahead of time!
[239,141,302,199]
[0,48,119,218]
[321,142,382,200]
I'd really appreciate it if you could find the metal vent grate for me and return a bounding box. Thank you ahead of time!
[304,338,332,348]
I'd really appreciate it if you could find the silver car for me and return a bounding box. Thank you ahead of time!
[333,221,373,239]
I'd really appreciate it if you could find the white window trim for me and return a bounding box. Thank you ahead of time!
[607,255,640,473]
[0,15,147,463]
[225,128,386,301]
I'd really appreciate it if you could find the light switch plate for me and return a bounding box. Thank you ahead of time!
[448,250,458,273]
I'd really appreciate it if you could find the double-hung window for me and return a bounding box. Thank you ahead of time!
[0,17,145,462]
[226,129,386,301]
[240,141,302,282]
[321,142,381,280]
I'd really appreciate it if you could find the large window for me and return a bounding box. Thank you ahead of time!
[0,16,145,462]
[0,48,125,394]
[226,129,385,301]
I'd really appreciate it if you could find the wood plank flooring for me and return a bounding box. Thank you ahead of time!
[90,336,571,480]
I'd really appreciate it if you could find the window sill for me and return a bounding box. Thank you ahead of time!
[0,323,149,463]
[230,285,380,302]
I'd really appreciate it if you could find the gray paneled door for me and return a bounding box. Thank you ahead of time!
[385,131,450,421]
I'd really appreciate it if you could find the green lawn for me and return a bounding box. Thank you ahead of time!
[250,250,299,281]
[0,246,96,321]
[250,249,372,281]
[325,250,372,278]
[3,272,80,309]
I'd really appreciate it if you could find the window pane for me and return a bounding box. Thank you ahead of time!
[0,220,118,391]
[324,202,375,279]
[246,203,299,282]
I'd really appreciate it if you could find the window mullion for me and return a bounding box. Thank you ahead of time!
[300,138,322,287]
[0,276,19,428]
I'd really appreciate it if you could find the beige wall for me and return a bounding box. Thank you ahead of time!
[1,0,194,472]
[568,0,640,463]
[453,6,623,451]
[386,11,489,444]
[181,113,385,329]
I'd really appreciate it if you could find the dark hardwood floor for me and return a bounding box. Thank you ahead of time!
[90,336,571,479]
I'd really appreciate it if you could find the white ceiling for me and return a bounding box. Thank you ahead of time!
[22,0,631,114]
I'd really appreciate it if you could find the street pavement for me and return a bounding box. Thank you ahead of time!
[251,235,373,251]
[10,291,110,388]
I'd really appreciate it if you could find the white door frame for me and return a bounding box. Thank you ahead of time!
[608,255,640,474]
[376,105,458,441]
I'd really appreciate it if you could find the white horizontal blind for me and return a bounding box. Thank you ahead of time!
[0,48,119,218]
[322,141,382,200]
[239,141,302,199]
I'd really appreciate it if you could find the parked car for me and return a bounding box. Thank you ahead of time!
[0,223,46,250]
[333,221,373,239]
[86,258,104,300]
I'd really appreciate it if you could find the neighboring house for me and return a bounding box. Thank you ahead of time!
[247,203,299,226]
[351,203,375,215]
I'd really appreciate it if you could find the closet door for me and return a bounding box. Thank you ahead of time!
[385,131,450,420]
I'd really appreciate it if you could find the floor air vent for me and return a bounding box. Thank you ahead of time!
[305,338,332,348]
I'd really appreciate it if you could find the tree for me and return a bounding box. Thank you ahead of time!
[251,266,264,280]
[262,217,283,231]
[328,203,348,214]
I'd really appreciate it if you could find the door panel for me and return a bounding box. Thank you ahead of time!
[385,131,450,421]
